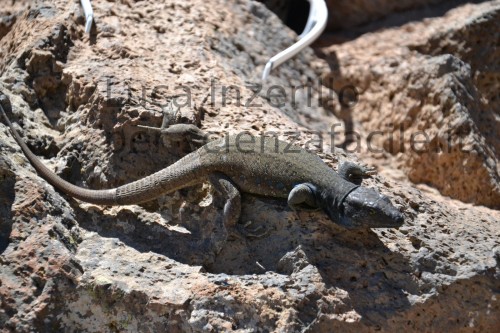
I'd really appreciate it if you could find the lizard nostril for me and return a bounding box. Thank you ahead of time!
[394,212,404,224]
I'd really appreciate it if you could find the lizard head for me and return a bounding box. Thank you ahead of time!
[335,187,404,228]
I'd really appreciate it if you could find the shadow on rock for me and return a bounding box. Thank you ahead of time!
[0,97,17,253]
[72,200,228,267]
[73,192,416,322]
[302,226,417,325]
[0,157,15,253]
[209,198,416,320]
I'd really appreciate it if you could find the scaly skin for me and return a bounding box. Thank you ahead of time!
[0,98,404,229]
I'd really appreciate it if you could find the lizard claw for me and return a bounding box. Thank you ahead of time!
[359,165,377,176]
[237,221,270,239]
[338,161,377,184]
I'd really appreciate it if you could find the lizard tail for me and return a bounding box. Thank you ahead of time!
[114,152,203,205]
[1,102,206,206]
[0,102,117,205]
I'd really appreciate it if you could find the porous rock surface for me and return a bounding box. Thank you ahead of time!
[320,0,500,208]
[0,0,498,332]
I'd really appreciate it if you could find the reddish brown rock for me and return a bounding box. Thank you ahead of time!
[0,0,498,332]
[320,1,500,208]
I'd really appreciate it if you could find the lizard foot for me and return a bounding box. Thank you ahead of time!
[237,221,270,239]
[338,161,376,185]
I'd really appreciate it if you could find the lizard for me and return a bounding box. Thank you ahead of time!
[0,96,404,233]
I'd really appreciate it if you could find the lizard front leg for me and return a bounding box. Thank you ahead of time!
[288,183,320,211]
[337,161,376,185]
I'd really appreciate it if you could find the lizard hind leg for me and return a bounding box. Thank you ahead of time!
[209,172,242,231]
[207,172,241,252]
[287,183,320,211]
[209,173,269,239]
[338,161,376,185]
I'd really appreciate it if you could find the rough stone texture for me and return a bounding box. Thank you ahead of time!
[0,0,499,332]
[320,0,500,208]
